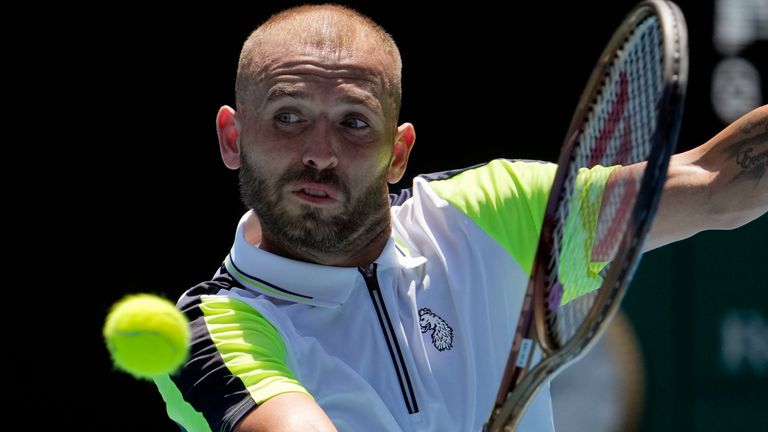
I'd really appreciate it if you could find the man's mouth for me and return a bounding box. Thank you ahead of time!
[301,188,329,198]
[292,182,339,204]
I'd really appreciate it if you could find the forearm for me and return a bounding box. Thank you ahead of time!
[647,105,767,250]
[234,392,338,432]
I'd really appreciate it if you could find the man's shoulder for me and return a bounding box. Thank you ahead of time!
[390,159,556,206]
[175,264,238,311]
[175,263,307,324]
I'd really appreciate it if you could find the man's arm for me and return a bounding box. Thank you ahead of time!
[645,104,767,250]
[235,393,338,432]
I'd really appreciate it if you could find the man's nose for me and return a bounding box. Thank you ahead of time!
[302,120,338,170]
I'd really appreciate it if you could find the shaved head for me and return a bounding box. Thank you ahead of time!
[236,4,402,122]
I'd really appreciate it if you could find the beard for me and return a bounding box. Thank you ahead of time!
[239,157,391,256]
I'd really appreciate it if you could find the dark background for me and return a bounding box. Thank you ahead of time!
[16,0,765,430]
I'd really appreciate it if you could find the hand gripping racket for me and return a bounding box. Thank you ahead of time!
[485,1,688,430]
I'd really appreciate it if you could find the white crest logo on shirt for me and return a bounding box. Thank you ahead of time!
[419,308,454,351]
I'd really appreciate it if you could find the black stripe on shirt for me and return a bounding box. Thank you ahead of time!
[172,274,257,432]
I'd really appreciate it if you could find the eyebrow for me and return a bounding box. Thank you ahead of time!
[265,86,311,104]
[338,94,379,111]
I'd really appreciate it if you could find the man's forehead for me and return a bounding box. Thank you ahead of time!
[256,37,389,72]
[238,19,399,118]
[252,45,390,94]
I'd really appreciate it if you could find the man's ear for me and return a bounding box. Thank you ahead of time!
[217,105,241,169]
[387,123,416,184]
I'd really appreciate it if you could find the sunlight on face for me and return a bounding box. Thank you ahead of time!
[234,30,400,257]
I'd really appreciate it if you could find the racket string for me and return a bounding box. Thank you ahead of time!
[546,16,664,347]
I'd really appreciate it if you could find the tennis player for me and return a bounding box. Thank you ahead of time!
[151,5,767,431]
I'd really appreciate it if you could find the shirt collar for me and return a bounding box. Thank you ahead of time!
[226,211,424,308]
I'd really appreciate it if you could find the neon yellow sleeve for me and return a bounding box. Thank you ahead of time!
[429,159,620,304]
[198,295,310,404]
[429,159,558,275]
[559,165,620,303]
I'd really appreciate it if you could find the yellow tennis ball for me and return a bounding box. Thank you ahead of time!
[103,293,190,379]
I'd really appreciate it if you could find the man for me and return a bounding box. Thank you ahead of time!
[152,4,767,431]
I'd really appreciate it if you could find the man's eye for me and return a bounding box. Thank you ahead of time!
[342,118,369,129]
[275,112,300,124]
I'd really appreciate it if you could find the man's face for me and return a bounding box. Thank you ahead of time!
[237,45,396,255]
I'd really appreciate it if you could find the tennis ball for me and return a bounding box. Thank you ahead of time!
[103,293,190,379]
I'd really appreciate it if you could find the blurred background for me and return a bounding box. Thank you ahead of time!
[18,0,765,430]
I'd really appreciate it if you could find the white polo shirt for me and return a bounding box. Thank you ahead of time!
[154,159,616,431]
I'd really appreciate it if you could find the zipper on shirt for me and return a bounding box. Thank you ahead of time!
[359,263,419,415]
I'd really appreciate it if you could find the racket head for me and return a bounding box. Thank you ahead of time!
[532,0,688,355]
[486,1,688,430]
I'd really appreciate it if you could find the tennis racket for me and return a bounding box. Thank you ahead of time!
[484,1,688,430]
